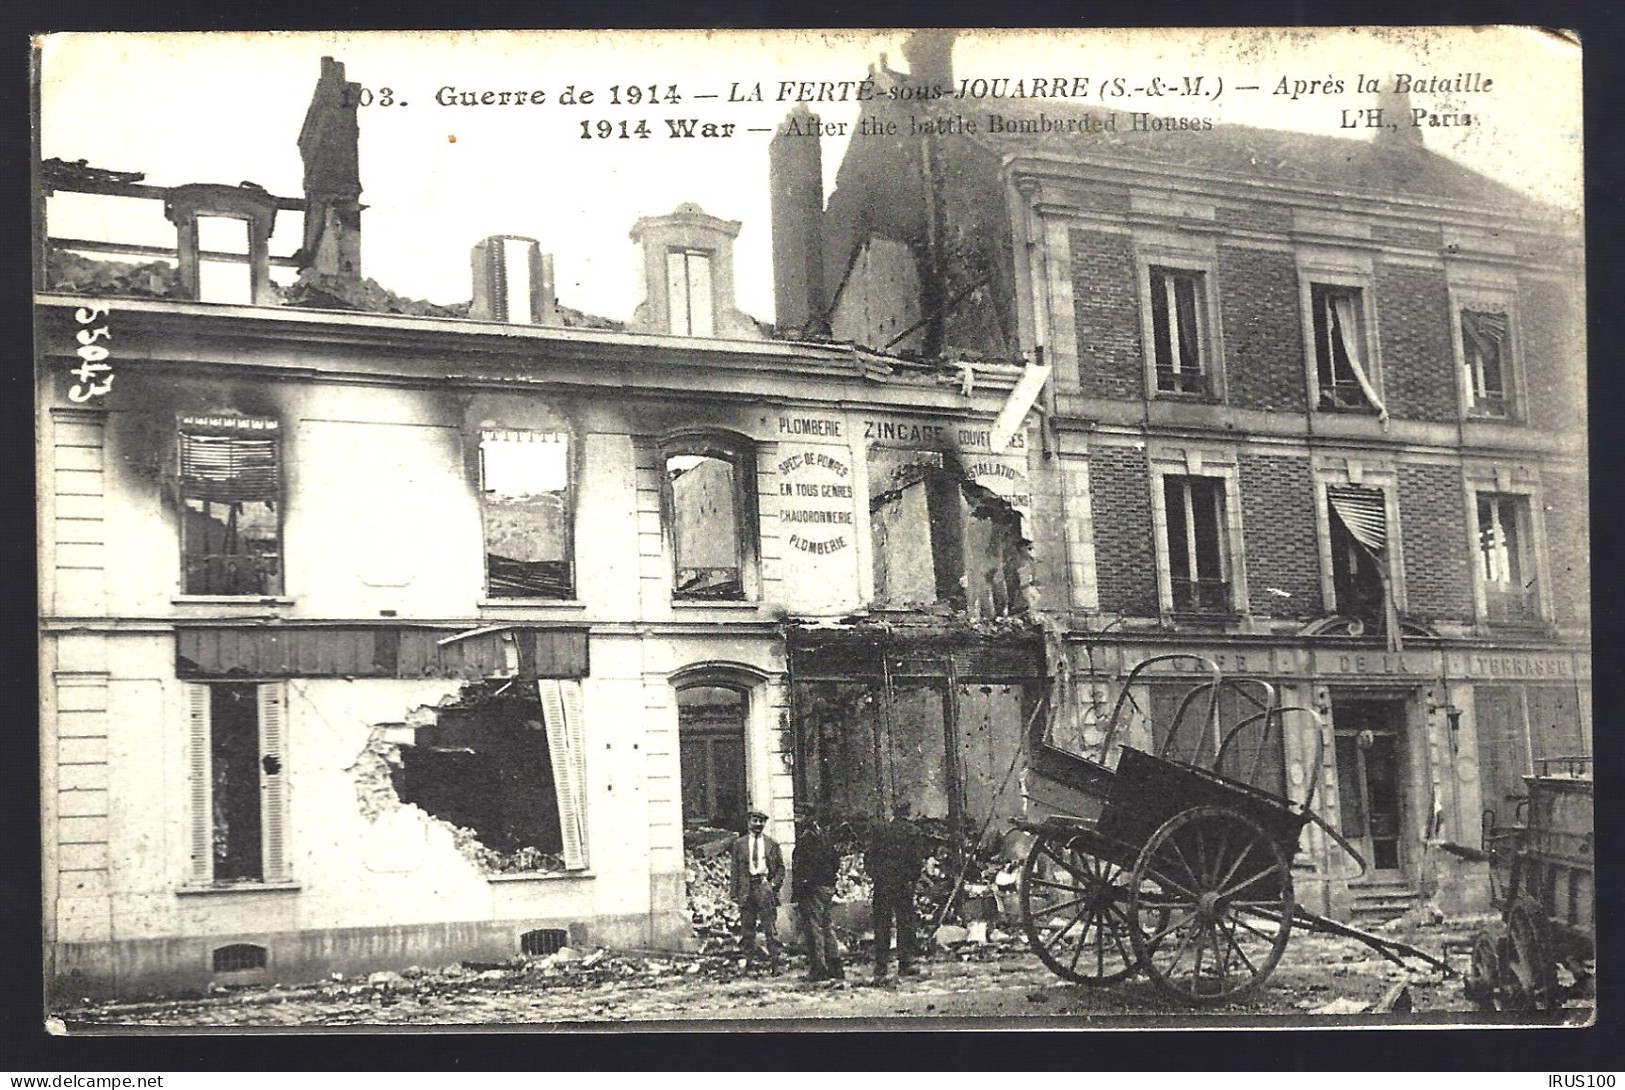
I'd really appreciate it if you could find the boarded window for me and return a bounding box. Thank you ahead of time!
[666,249,714,336]
[1526,685,1585,768]
[1461,309,1510,417]
[677,685,749,831]
[479,430,572,598]
[188,682,287,884]
[396,680,588,873]
[887,682,951,822]
[793,681,882,821]
[1150,267,1207,394]
[1473,685,1529,828]
[954,682,1033,836]
[1162,475,1230,613]
[664,439,753,600]
[178,417,281,595]
[1147,682,1285,796]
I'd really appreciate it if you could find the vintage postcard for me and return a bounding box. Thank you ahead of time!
[33,27,1588,1031]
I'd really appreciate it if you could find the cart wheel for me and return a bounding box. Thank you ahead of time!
[1128,806,1294,1006]
[1020,831,1141,985]
[1501,896,1560,1011]
[1464,931,1501,1011]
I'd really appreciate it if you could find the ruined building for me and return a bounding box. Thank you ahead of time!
[37,56,1048,999]
[772,31,1588,924]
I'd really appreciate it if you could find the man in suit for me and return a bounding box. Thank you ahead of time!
[790,802,844,982]
[866,799,926,980]
[730,808,784,973]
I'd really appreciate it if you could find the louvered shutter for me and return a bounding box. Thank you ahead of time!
[179,431,280,503]
[560,679,589,868]
[538,680,586,869]
[187,684,213,883]
[1327,486,1387,555]
[257,682,288,882]
[489,240,510,322]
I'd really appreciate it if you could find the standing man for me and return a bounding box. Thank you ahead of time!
[791,803,844,982]
[729,808,784,973]
[867,799,926,980]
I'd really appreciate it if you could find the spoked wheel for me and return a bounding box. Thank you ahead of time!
[1500,896,1560,1012]
[1020,831,1141,985]
[1128,806,1295,1006]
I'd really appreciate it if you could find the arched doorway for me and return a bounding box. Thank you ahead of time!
[676,683,749,832]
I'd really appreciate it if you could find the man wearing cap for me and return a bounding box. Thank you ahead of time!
[791,803,844,982]
[729,808,785,973]
[866,799,926,980]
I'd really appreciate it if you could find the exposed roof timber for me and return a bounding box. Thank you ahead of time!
[43,172,306,213]
[50,237,303,267]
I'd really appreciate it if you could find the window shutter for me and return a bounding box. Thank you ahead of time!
[488,241,509,323]
[187,684,212,883]
[1327,486,1388,555]
[537,680,587,869]
[257,682,288,882]
[560,679,589,868]
[178,430,280,503]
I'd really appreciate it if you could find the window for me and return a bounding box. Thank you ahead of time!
[178,416,282,596]
[188,682,286,885]
[1162,475,1231,613]
[395,679,589,872]
[1477,493,1540,624]
[479,430,573,598]
[1149,267,1208,394]
[196,216,253,305]
[666,249,714,336]
[1461,308,1512,418]
[1326,485,1390,633]
[1310,284,1383,414]
[663,437,754,600]
[677,684,748,831]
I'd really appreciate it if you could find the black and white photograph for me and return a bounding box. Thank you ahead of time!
[31,26,1590,1032]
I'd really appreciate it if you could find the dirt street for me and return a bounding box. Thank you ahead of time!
[53,917,1588,1030]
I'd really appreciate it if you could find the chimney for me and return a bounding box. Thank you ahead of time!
[297,57,363,283]
[769,104,827,336]
[901,29,957,90]
[1374,82,1426,149]
[470,236,558,325]
[628,203,759,339]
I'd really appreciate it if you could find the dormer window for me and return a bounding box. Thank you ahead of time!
[667,249,714,336]
[197,216,253,304]
[163,183,279,306]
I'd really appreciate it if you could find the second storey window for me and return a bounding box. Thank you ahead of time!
[1310,284,1382,413]
[667,249,715,337]
[479,430,573,598]
[1150,267,1208,394]
[664,437,754,600]
[1461,308,1511,418]
[1326,485,1390,632]
[1162,475,1231,613]
[1477,493,1539,623]
[178,416,281,596]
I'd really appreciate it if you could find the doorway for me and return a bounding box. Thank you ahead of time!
[677,684,748,832]
[1332,697,1410,874]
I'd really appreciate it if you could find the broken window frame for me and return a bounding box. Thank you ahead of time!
[195,214,254,305]
[1307,281,1385,416]
[1148,266,1210,395]
[186,681,288,887]
[1451,289,1521,421]
[660,432,757,602]
[1158,473,1234,615]
[177,415,283,596]
[666,248,715,337]
[1324,484,1392,634]
[476,428,575,600]
[1474,490,1543,626]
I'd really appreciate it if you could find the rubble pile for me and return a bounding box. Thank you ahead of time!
[683,831,740,946]
[445,824,565,875]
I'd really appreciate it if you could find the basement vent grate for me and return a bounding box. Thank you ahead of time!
[212,943,268,972]
[520,928,568,956]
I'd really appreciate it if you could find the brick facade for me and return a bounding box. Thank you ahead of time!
[1543,467,1590,628]
[1370,222,1443,250]
[1087,445,1157,614]
[1215,203,1292,235]
[1069,229,1142,399]
[1375,263,1457,423]
[1519,277,1585,432]
[1217,246,1307,412]
[1238,453,1321,618]
[1397,462,1475,623]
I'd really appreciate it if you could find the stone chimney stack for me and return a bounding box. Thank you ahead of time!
[901,29,957,90]
[297,56,363,283]
[769,104,827,336]
[1374,81,1426,149]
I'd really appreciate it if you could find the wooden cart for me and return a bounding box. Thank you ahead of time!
[1015,654,1447,1005]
